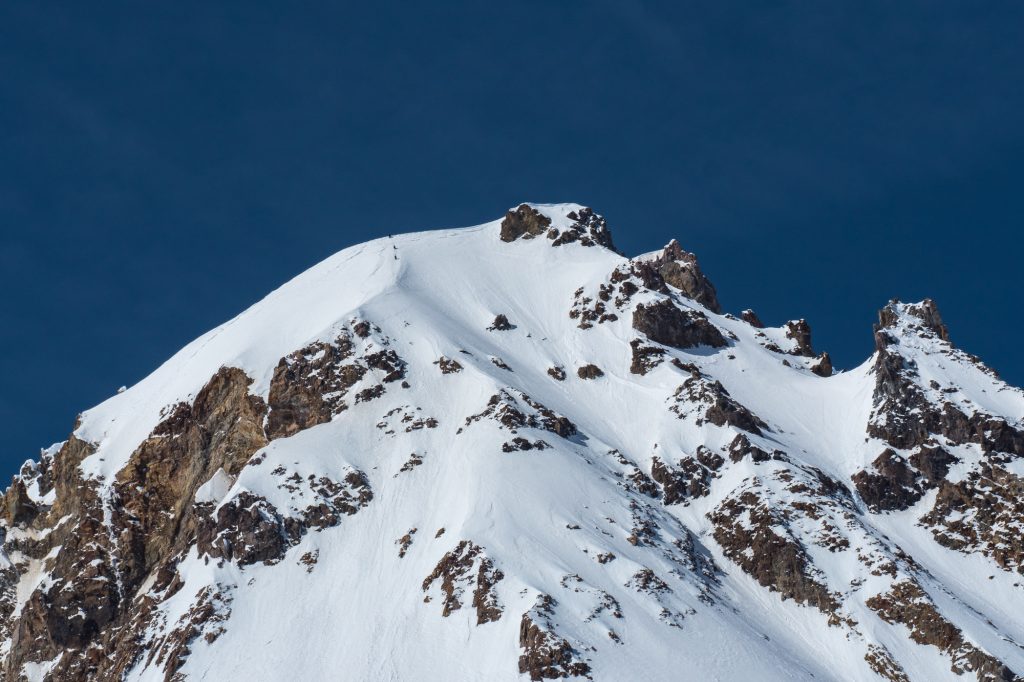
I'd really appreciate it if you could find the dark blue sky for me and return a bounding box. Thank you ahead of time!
[2,2,1022,478]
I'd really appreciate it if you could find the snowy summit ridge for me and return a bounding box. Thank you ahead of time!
[2,203,1024,681]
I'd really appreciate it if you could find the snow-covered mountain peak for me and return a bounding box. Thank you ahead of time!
[2,206,1023,681]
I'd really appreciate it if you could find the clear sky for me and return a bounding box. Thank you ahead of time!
[1,2,1022,479]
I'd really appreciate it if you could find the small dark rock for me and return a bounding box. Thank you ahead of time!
[741,309,765,328]
[488,314,515,331]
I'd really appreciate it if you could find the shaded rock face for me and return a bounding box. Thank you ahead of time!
[576,364,604,380]
[864,644,912,682]
[266,325,408,439]
[648,240,721,313]
[785,320,815,357]
[435,355,463,374]
[518,595,591,681]
[650,454,721,504]
[741,309,765,328]
[867,581,1015,681]
[488,314,515,331]
[569,283,620,329]
[632,300,727,350]
[3,479,36,527]
[196,491,296,566]
[555,207,617,251]
[502,437,550,452]
[727,434,785,464]
[852,446,960,513]
[751,318,833,373]
[628,339,666,375]
[266,333,362,439]
[710,488,840,616]
[196,470,372,567]
[810,352,833,377]
[852,449,923,512]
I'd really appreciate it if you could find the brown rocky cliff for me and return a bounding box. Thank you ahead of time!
[0,366,270,681]
[114,366,268,579]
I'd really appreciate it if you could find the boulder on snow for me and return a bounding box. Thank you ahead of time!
[500,204,551,242]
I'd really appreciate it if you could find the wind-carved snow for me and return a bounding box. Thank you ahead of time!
[1,203,1023,681]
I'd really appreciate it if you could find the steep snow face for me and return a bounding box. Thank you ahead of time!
[2,203,1024,682]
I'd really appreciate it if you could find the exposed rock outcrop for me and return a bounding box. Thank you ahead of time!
[852,449,923,512]
[629,339,665,375]
[650,455,718,504]
[668,366,767,435]
[785,319,815,357]
[500,204,551,242]
[500,204,616,252]
[488,314,515,331]
[422,541,504,625]
[266,333,364,439]
[632,300,727,350]
[741,309,765,328]
[518,595,591,681]
[877,298,950,342]
[647,239,721,313]
[922,462,1024,571]
[710,487,840,616]
[867,581,1016,681]
[810,352,833,377]
[434,355,463,374]
[463,389,577,439]
[555,207,617,251]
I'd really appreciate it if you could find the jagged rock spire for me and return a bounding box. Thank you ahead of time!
[874,298,951,350]
[648,239,721,313]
